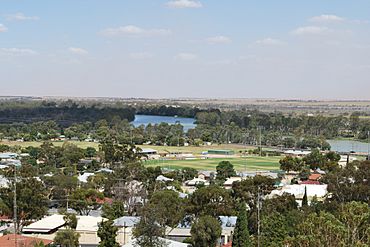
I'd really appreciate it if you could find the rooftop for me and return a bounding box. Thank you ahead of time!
[23,214,65,233]
[0,234,53,247]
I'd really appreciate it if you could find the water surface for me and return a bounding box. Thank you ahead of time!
[132,115,196,131]
[327,139,370,153]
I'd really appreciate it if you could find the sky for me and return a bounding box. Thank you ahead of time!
[1,0,370,99]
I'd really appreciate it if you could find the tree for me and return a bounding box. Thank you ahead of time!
[232,175,275,204]
[181,167,198,181]
[133,205,167,247]
[339,201,370,246]
[323,161,370,203]
[279,156,304,172]
[216,161,236,181]
[0,170,48,231]
[69,188,104,215]
[97,219,120,247]
[190,215,222,247]
[63,212,78,229]
[43,173,78,208]
[85,147,97,158]
[188,185,234,217]
[287,212,347,247]
[102,201,126,220]
[303,148,326,170]
[302,186,308,207]
[232,202,251,247]
[54,229,80,247]
[146,190,184,229]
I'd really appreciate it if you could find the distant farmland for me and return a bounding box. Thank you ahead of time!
[144,156,281,171]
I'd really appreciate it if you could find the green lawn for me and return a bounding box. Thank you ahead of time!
[1,141,254,154]
[1,140,281,171]
[144,156,281,171]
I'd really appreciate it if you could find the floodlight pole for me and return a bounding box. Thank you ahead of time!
[257,186,261,247]
[13,164,17,247]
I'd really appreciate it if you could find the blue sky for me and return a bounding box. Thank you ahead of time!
[1,0,370,99]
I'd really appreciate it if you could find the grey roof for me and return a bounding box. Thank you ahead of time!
[140,148,158,154]
[219,216,237,228]
[97,168,113,173]
[0,153,18,159]
[114,216,140,227]
[176,216,237,229]
[123,238,189,247]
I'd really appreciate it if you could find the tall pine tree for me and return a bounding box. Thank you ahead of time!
[97,219,120,247]
[302,186,308,207]
[232,202,251,247]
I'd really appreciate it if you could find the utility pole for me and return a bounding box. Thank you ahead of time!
[66,192,69,211]
[367,131,370,160]
[244,149,247,173]
[257,186,261,247]
[13,165,17,247]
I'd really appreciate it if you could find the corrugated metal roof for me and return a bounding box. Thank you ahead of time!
[23,214,65,233]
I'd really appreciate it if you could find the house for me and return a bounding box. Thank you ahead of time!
[140,148,160,160]
[0,153,18,160]
[156,175,174,182]
[185,178,209,187]
[78,172,95,183]
[76,216,105,246]
[96,168,113,174]
[208,150,235,156]
[198,171,214,180]
[122,237,190,247]
[23,214,106,247]
[284,150,311,157]
[308,173,322,181]
[140,148,158,155]
[269,184,328,205]
[23,214,66,235]
[0,234,53,247]
[0,175,9,188]
[223,177,243,189]
[166,216,236,245]
[300,180,321,185]
[339,155,357,167]
[114,216,140,245]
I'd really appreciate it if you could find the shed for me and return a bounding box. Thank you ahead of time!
[208,150,235,155]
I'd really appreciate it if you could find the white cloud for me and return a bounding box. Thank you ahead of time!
[292,26,330,35]
[129,52,154,59]
[0,24,8,32]
[100,25,170,37]
[166,0,202,9]
[309,14,345,23]
[255,38,285,46]
[206,36,232,44]
[6,12,39,21]
[0,48,37,55]
[175,52,198,61]
[68,47,89,55]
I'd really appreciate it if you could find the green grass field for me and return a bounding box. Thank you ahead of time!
[0,141,254,154]
[144,156,281,171]
[1,140,281,171]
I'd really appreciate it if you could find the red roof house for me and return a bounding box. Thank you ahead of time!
[0,234,53,247]
[308,174,322,181]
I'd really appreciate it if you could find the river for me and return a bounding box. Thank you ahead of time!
[132,115,196,131]
[327,139,370,153]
